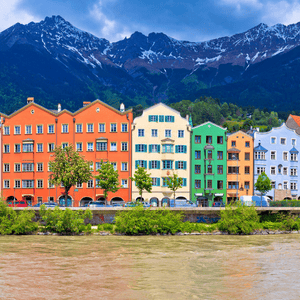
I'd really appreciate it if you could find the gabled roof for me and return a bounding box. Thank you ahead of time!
[290,147,299,154]
[227,130,253,139]
[288,114,300,127]
[227,147,241,152]
[254,143,268,152]
[192,121,226,131]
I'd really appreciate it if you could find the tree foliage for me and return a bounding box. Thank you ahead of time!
[255,172,272,195]
[130,166,152,200]
[49,145,92,206]
[166,173,183,207]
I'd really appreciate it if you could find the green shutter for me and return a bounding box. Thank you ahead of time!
[155,115,158,122]
[144,144,147,152]
[171,116,175,122]
[183,161,187,170]
[159,115,164,122]
[183,145,187,153]
[135,161,138,169]
[175,161,178,169]
[149,161,152,169]
[144,161,147,168]
[165,115,168,122]
[157,145,160,153]
[149,145,152,153]
[175,145,178,153]
[157,178,160,186]
[157,161,160,169]
[148,115,152,122]
[135,144,138,152]
[182,178,187,186]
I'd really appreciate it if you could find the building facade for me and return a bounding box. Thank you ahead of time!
[227,131,254,202]
[254,123,300,200]
[191,122,227,207]
[0,98,133,206]
[131,103,191,204]
[286,114,300,135]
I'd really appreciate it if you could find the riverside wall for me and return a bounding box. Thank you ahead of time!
[14,207,300,225]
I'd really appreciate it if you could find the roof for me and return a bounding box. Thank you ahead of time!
[192,121,226,131]
[290,147,299,154]
[289,114,300,127]
[254,143,268,152]
[227,147,241,153]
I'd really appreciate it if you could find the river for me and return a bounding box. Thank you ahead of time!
[0,235,299,299]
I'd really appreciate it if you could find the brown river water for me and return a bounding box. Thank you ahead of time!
[0,235,300,300]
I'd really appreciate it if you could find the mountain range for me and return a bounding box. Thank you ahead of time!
[1,15,300,113]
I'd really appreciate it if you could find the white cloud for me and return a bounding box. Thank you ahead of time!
[220,0,263,12]
[0,0,39,31]
[89,1,131,41]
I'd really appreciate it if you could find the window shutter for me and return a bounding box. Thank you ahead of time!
[183,161,187,170]
[175,161,178,169]
[144,144,147,152]
[165,116,168,122]
[159,115,164,122]
[157,178,160,186]
[157,161,160,169]
[148,115,152,122]
[183,178,187,186]
[155,115,158,122]
[144,161,147,169]
[171,116,175,122]
[175,145,178,153]
[149,161,152,169]
[149,144,152,153]
[135,144,138,152]
[135,161,138,169]
[157,145,160,153]
[183,145,187,153]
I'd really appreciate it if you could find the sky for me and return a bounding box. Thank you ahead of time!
[1,0,300,42]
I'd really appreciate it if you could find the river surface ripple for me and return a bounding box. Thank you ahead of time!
[0,235,299,300]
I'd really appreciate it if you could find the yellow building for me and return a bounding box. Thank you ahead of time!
[132,103,191,205]
[227,131,254,202]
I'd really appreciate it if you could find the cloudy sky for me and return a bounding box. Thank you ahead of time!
[1,0,300,42]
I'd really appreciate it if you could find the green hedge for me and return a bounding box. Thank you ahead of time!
[270,200,300,207]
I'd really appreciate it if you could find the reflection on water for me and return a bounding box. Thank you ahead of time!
[0,235,300,299]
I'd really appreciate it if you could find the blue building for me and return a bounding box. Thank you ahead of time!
[254,123,300,200]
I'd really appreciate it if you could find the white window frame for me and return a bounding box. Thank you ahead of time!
[14,125,21,135]
[270,137,276,144]
[151,129,158,137]
[280,138,286,145]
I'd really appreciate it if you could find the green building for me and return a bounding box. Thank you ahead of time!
[191,122,227,207]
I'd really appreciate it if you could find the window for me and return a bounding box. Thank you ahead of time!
[22,163,34,172]
[217,151,223,160]
[151,129,158,137]
[111,162,117,171]
[15,180,21,188]
[195,180,201,188]
[165,115,174,122]
[228,166,239,174]
[25,125,32,134]
[152,178,160,186]
[283,167,288,175]
[96,142,107,151]
[178,130,184,138]
[3,126,9,135]
[149,160,160,169]
[149,144,160,153]
[291,153,298,161]
[87,123,94,133]
[165,130,172,138]
[195,165,201,174]
[76,182,82,188]
[283,152,288,161]
[228,181,239,189]
[15,164,21,172]
[270,166,276,175]
[76,124,83,133]
[4,164,9,172]
[254,151,266,160]
[217,136,223,144]
[162,144,173,153]
[37,163,43,172]
[37,143,43,152]
[136,160,146,168]
[292,139,296,146]
[48,180,54,188]
[62,143,68,149]
[122,179,128,188]
[23,143,33,152]
[121,142,128,151]
[162,160,173,169]
[149,115,158,122]
[291,168,297,176]
[62,124,68,133]
[4,144,10,153]
[121,123,128,132]
[245,181,250,189]
[37,180,43,188]
[37,125,43,134]
[257,167,266,175]
[271,137,276,144]
[207,180,213,189]
[176,161,186,170]
[207,165,213,174]
[206,136,212,144]
[76,142,83,152]
[195,151,201,159]
[194,135,201,143]
[271,151,276,160]
[231,141,236,147]
[162,177,169,187]
[87,180,94,188]
[95,162,101,171]
[87,142,94,151]
[14,144,21,153]
[245,153,250,160]
[291,182,297,190]
[48,143,55,152]
[14,126,21,135]
[176,145,187,153]
[245,141,250,147]
[110,123,117,132]
[207,150,213,159]
[121,162,128,171]
[136,144,147,152]
[159,115,164,122]
[217,181,223,189]
[22,180,34,188]
[4,180,10,189]
[281,138,286,145]
[110,142,117,151]
[284,181,288,190]
[98,123,105,132]
[245,166,250,174]
[48,124,54,134]
[217,165,223,174]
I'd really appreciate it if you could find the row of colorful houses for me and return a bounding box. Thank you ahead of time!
[0,97,299,206]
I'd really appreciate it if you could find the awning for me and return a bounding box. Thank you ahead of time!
[215,193,224,197]
[194,193,203,196]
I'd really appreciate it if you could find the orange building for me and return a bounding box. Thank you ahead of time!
[0,98,133,206]
[227,131,254,202]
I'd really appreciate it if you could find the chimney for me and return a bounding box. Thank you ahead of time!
[27,97,34,104]
[120,103,125,112]
[58,103,61,113]
[83,101,91,107]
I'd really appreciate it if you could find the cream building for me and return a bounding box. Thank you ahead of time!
[132,103,191,205]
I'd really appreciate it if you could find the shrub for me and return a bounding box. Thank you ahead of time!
[0,201,38,235]
[217,202,260,234]
[39,205,92,234]
[115,205,184,235]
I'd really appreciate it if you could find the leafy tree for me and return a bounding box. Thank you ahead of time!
[95,160,120,205]
[130,166,152,201]
[166,173,183,207]
[49,145,92,206]
[242,119,254,131]
[255,172,272,206]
